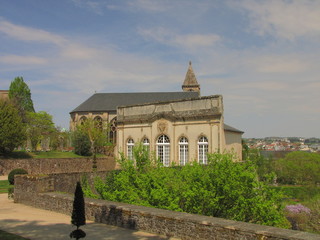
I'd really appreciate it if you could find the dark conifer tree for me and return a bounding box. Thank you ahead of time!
[70,182,86,239]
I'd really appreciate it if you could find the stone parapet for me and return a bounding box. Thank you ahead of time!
[0,157,115,175]
[13,174,320,240]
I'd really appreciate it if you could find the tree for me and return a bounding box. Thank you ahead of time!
[76,118,110,169]
[0,99,26,155]
[26,111,55,151]
[9,77,35,121]
[70,182,86,240]
[90,150,289,228]
[72,130,92,156]
[275,151,320,185]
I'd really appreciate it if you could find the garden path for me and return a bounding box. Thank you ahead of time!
[0,193,179,240]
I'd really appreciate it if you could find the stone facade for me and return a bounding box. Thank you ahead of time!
[14,174,320,240]
[117,95,243,164]
[0,157,116,175]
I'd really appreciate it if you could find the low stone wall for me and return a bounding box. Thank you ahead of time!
[14,174,319,240]
[0,157,116,175]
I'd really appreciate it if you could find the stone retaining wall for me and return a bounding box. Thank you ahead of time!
[0,157,116,175]
[13,174,319,240]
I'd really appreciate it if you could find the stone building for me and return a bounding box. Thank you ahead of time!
[70,62,243,164]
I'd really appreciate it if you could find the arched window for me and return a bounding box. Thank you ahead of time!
[179,137,189,166]
[109,117,117,144]
[127,138,134,160]
[156,135,170,167]
[198,136,208,165]
[94,116,103,129]
[79,116,87,125]
[142,138,150,151]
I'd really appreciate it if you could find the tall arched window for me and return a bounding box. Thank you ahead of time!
[127,138,134,160]
[179,137,188,166]
[156,135,170,167]
[142,138,150,151]
[198,136,208,165]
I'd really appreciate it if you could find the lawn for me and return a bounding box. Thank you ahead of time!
[0,230,30,240]
[0,180,11,194]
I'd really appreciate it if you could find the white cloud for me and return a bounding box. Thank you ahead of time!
[138,27,221,49]
[246,55,308,73]
[0,20,66,45]
[235,0,320,40]
[128,0,169,12]
[0,55,47,65]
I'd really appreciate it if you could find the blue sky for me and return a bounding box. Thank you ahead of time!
[1,0,319,138]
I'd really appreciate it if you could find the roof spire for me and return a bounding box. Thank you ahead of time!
[182,61,200,94]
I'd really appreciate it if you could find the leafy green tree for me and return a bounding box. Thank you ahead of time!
[76,118,110,169]
[26,111,55,151]
[50,127,71,151]
[72,130,92,156]
[275,151,320,185]
[0,99,26,154]
[9,77,35,121]
[70,182,86,240]
[89,148,289,228]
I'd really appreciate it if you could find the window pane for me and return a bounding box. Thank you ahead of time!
[127,139,134,160]
[198,136,208,165]
[157,135,170,166]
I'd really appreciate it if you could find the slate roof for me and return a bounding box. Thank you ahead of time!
[224,124,244,134]
[70,92,200,113]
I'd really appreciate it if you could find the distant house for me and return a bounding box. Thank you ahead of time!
[70,62,244,165]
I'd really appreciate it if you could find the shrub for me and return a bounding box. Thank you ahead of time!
[72,130,92,156]
[8,168,28,185]
[89,150,290,228]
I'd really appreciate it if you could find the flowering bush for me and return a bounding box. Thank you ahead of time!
[285,204,311,231]
[285,204,311,214]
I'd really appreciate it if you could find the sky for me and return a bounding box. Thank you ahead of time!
[0,0,319,138]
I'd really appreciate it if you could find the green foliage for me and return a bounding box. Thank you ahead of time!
[8,169,28,185]
[275,152,320,185]
[245,148,277,183]
[9,77,34,119]
[49,128,71,151]
[88,148,289,228]
[72,130,92,156]
[71,182,86,228]
[75,118,110,159]
[0,100,26,155]
[272,185,320,202]
[0,180,12,193]
[305,196,320,233]
[26,111,56,151]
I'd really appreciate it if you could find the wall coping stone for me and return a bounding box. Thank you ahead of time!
[35,192,320,240]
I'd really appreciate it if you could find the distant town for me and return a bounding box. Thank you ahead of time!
[244,137,320,152]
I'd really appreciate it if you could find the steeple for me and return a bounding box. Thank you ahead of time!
[182,61,200,94]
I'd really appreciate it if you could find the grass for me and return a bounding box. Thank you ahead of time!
[0,230,30,240]
[0,180,11,194]
[272,185,320,203]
